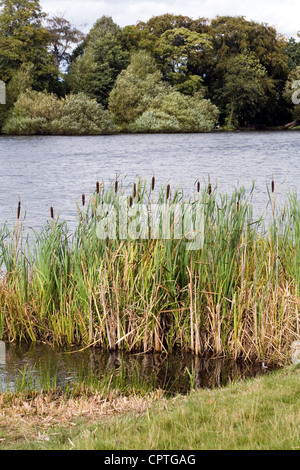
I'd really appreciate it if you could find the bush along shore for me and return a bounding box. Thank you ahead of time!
[0,179,299,362]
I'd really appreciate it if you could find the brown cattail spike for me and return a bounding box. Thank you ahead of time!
[152,176,155,191]
[208,184,212,195]
[50,207,54,219]
[82,193,85,206]
[271,178,274,193]
[96,181,100,194]
[236,201,239,212]
[115,180,118,193]
[17,200,21,220]
[197,181,200,193]
[133,183,137,198]
[166,184,170,200]
[129,195,133,207]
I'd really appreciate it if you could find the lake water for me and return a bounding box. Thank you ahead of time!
[0,341,276,394]
[0,131,299,229]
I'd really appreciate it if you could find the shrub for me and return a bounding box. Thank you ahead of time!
[2,116,50,135]
[2,91,116,135]
[51,93,116,135]
[131,91,219,133]
[130,109,181,132]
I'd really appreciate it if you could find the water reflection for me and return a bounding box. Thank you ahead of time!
[0,342,278,394]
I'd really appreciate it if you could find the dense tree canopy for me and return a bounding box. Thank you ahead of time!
[0,4,299,133]
[0,0,55,86]
[67,16,130,106]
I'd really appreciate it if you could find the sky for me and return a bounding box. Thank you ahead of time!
[40,0,300,39]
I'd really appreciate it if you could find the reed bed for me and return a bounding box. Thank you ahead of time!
[0,178,299,362]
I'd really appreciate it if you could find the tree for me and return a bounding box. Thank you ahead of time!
[207,16,289,125]
[108,50,170,125]
[67,16,129,106]
[133,14,210,49]
[46,15,85,73]
[284,33,300,70]
[108,50,219,132]
[283,66,300,120]
[0,0,56,87]
[154,27,213,94]
[216,52,271,128]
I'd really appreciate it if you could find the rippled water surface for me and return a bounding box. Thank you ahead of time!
[0,131,299,228]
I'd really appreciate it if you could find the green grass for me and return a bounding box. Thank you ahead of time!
[1,365,298,450]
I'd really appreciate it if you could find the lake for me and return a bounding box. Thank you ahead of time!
[0,131,299,229]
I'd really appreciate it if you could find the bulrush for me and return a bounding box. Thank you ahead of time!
[0,178,298,362]
[197,181,200,193]
[17,199,21,220]
[96,181,100,194]
[208,183,212,195]
[271,177,275,193]
[115,179,118,193]
[82,193,85,207]
[152,176,155,191]
[133,183,137,198]
[166,184,170,200]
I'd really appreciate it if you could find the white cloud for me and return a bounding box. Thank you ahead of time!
[40,0,300,38]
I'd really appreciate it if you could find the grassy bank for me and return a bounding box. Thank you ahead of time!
[0,365,298,450]
[0,179,299,360]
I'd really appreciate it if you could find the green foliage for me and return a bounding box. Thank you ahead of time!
[0,62,34,128]
[131,91,219,132]
[207,16,289,125]
[51,93,115,135]
[108,50,170,125]
[217,52,271,128]
[283,66,300,120]
[1,7,299,131]
[46,15,85,72]
[154,27,212,93]
[67,16,129,107]
[109,51,218,131]
[2,90,115,135]
[284,33,300,70]
[0,0,56,87]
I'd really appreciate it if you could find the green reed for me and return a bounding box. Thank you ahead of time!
[0,179,299,361]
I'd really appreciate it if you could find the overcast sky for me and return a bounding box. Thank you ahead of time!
[40,0,300,39]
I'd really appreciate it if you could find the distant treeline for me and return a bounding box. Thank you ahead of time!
[0,0,300,134]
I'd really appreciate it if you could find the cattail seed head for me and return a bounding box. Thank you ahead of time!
[152,176,155,191]
[271,178,274,193]
[197,181,200,193]
[50,206,54,219]
[208,184,212,195]
[17,200,21,220]
[96,181,100,194]
[115,179,118,193]
[133,183,137,198]
[82,193,85,206]
[166,184,170,200]
[236,201,239,212]
[129,195,133,207]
